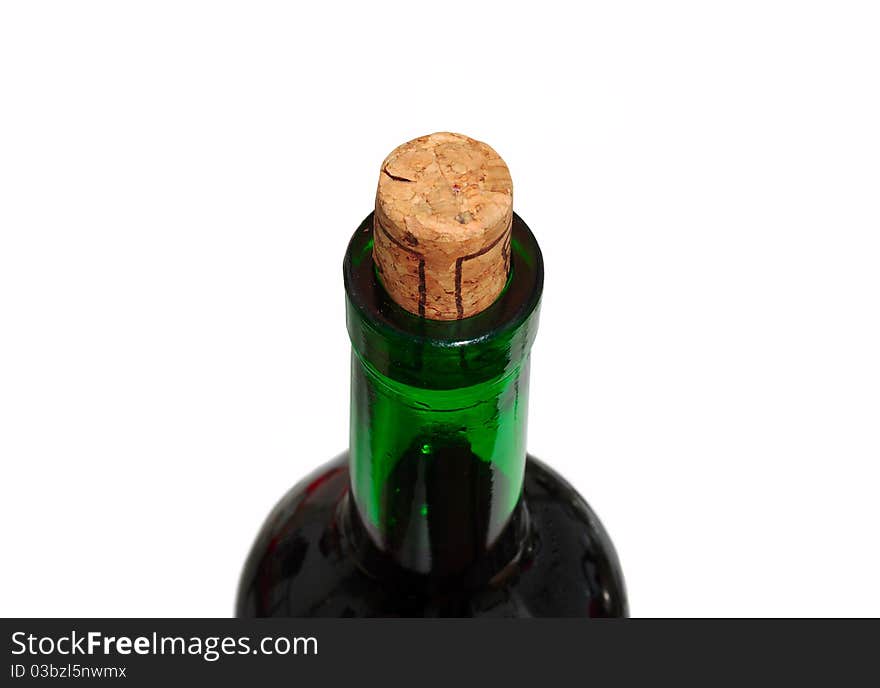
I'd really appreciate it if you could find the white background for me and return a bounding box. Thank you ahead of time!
[1,1,878,617]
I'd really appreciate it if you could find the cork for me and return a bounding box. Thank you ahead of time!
[373,132,513,320]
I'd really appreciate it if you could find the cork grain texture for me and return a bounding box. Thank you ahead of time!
[373,132,513,320]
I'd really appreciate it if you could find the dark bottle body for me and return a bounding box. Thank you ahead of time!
[236,453,627,617]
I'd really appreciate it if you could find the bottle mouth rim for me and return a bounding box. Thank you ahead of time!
[343,211,544,351]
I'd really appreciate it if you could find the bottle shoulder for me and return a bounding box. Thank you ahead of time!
[236,454,627,618]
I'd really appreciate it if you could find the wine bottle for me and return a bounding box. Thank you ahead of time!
[236,133,628,617]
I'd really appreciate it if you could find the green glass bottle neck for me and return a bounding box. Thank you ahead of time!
[343,213,543,577]
[349,351,530,576]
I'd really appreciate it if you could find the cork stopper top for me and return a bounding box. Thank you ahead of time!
[373,132,513,320]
